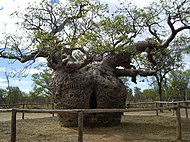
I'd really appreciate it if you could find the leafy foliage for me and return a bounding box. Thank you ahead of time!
[2,86,26,105]
[143,88,159,101]
[167,69,190,100]
[31,68,53,97]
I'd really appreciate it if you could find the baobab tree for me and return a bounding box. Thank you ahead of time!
[0,0,190,126]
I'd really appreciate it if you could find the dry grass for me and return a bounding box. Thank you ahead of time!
[0,110,190,142]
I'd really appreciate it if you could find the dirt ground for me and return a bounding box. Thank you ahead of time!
[0,110,190,142]
[0,112,53,122]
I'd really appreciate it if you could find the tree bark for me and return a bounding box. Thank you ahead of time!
[52,62,126,127]
[49,41,161,127]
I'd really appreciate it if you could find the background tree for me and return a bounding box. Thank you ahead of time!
[0,0,190,126]
[27,91,49,104]
[120,77,133,103]
[142,44,184,104]
[5,86,26,105]
[133,87,144,102]
[167,69,190,101]
[31,68,53,102]
[126,87,133,103]
[0,88,8,107]
[143,88,159,101]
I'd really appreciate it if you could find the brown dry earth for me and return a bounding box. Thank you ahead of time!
[0,110,190,142]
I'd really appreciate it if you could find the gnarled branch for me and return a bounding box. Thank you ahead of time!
[115,68,156,83]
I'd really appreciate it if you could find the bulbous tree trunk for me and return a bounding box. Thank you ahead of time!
[52,62,126,127]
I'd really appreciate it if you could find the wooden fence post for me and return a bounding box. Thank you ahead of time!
[185,102,188,118]
[175,107,182,141]
[78,111,84,142]
[11,109,17,142]
[155,103,158,116]
[22,104,25,119]
[52,103,55,117]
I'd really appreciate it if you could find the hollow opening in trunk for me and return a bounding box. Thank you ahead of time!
[89,90,97,109]
[88,90,98,127]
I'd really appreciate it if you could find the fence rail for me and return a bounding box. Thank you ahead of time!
[0,101,190,142]
[126,100,190,106]
[127,100,190,118]
[0,103,55,118]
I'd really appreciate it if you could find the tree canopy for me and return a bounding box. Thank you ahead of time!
[31,68,53,97]
[168,69,190,100]
[0,0,190,83]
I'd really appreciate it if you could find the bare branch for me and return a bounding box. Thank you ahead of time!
[147,23,162,42]
[50,4,87,34]
[162,14,190,48]
[115,68,156,77]
[115,68,156,83]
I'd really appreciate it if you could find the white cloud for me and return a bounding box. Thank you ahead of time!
[13,79,31,84]
[0,77,33,92]
[0,75,33,93]
[0,67,6,72]
[132,0,154,7]
[130,81,150,91]
[11,78,32,86]
[0,0,40,37]
[25,68,43,75]
[21,88,31,93]
[9,68,43,75]
[183,55,190,69]
[36,57,47,63]
[0,77,7,88]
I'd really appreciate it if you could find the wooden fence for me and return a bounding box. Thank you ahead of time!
[0,101,190,142]
[0,103,53,109]
[0,103,55,118]
[1,100,189,119]
[127,100,190,118]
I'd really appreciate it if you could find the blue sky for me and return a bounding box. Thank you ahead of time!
[0,58,45,93]
[1,0,189,93]
[0,61,32,92]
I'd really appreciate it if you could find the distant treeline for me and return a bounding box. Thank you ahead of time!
[0,86,51,107]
